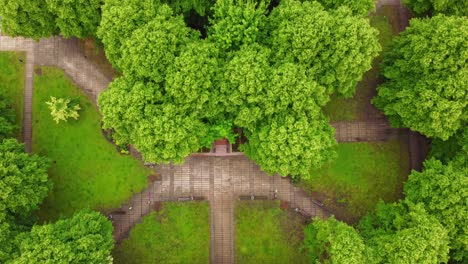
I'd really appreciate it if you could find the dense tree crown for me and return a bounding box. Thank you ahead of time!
[98,0,380,177]
[314,0,375,16]
[404,157,468,261]
[14,209,114,263]
[0,0,101,39]
[373,15,468,140]
[0,139,51,216]
[304,216,366,263]
[0,95,16,140]
[403,0,468,16]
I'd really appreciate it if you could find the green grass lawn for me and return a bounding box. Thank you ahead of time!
[235,201,308,264]
[0,51,25,138]
[301,141,409,222]
[113,202,210,264]
[33,66,150,220]
[323,6,397,121]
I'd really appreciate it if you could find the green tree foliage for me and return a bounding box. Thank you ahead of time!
[208,0,268,51]
[14,209,114,263]
[98,0,379,174]
[359,202,450,263]
[46,96,81,124]
[429,127,468,163]
[120,5,197,81]
[0,95,16,140]
[242,111,336,178]
[304,216,366,263]
[314,0,375,16]
[403,0,468,16]
[0,139,51,216]
[165,41,223,120]
[373,15,468,140]
[268,0,380,97]
[0,214,18,263]
[404,157,468,261]
[221,44,271,129]
[0,0,57,39]
[98,0,160,69]
[165,0,216,15]
[99,77,208,163]
[45,0,102,38]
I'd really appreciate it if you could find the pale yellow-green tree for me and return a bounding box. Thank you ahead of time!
[46,96,80,124]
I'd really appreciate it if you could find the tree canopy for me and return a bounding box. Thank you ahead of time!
[268,1,380,97]
[0,0,101,39]
[0,0,57,39]
[0,95,16,140]
[0,139,51,216]
[403,0,468,16]
[314,0,375,16]
[359,202,450,263]
[98,0,380,176]
[14,209,114,263]
[45,0,102,38]
[404,157,468,261]
[373,15,468,140]
[304,216,366,263]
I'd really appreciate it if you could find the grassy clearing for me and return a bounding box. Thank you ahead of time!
[235,200,308,264]
[323,6,397,121]
[0,51,25,138]
[301,141,409,222]
[33,66,149,220]
[113,202,210,264]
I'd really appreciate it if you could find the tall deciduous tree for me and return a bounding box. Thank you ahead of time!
[373,15,468,140]
[0,96,16,140]
[314,0,375,16]
[359,202,450,263]
[0,0,57,39]
[120,4,198,82]
[403,0,468,16]
[268,0,380,97]
[98,76,208,164]
[0,139,51,216]
[208,0,268,51]
[165,41,223,121]
[14,209,114,263]
[45,0,102,38]
[221,44,271,129]
[97,0,160,69]
[242,111,336,178]
[404,157,468,261]
[304,216,366,263]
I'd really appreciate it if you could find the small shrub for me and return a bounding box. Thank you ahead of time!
[46,96,80,124]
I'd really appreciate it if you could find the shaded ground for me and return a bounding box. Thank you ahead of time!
[113,202,210,264]
[235,201,308,264]
[0,51,25,138]
[322,5,398,122]
[300,139,409,223]
[77,38,118,80]
[32,66,150,220]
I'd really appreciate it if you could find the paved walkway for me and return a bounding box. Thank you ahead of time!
[0,35,111,151]
[111,156,329,263]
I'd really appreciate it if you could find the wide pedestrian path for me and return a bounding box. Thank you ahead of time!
[111,155,329,264]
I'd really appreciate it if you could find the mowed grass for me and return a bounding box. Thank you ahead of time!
[323,6,396,121]
[0,51,25,138]
[301,141,409,222]
[113,202,210,264]
[235,201,308,264]
[33,66,150,220]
